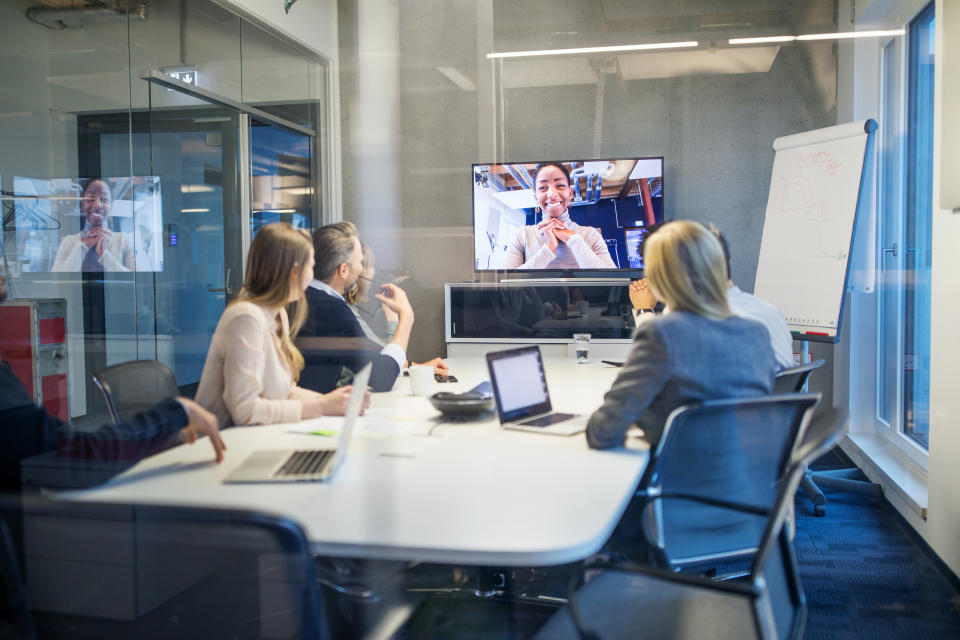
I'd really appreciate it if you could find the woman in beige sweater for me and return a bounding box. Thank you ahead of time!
[195,222,360,427]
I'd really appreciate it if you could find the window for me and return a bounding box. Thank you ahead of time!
[876,2,934,456]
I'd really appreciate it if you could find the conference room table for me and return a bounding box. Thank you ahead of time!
[65,356,648,567]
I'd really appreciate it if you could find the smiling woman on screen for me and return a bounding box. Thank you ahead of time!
[500,163,617,270]
[51,178,135,272]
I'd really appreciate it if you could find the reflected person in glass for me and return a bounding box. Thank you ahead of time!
[586,221,777,449]
[194,223,365,427]
[51,178,135,272]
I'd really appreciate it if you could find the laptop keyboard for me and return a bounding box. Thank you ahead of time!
[518,413,576,427]
[275,450,333,477]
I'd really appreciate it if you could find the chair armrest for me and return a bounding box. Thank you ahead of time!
[646,492,771,517]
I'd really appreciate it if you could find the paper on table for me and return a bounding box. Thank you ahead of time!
[286,416,346,436]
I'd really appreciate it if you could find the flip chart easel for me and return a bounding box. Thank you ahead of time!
[754,119,878,346]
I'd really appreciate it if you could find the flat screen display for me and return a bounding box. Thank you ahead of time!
[473,158,663,272]
[4,176,164,273]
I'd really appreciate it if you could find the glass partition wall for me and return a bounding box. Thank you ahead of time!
[0,0,328,421]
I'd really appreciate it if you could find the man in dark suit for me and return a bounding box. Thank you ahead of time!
[298,222,414,393]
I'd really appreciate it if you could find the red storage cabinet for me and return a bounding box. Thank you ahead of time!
[0,298,69,421]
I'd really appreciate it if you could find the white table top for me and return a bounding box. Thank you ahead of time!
[66,357,647,566]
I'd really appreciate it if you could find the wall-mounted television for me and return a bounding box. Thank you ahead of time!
[472,157,663,273]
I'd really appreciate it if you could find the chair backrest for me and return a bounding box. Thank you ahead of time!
[92,360,179,423]
[747,407,848,640]
[640,393,820,569]
[0,496,329,639]
[554,409,846,640]
[773,359,825,394]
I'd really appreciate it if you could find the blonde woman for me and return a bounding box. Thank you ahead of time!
[586,221,776,449]
[195,222,360,427]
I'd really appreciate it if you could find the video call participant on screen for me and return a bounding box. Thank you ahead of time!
[344,243,448,377]
[587,220,776,450]
[51,178,136,272]
[500,163,617,270]
[0,270,225,494]
[194,223,358,427]
[298,221,414,393]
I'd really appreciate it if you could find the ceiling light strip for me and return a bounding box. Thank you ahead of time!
[730,29,905,45]
[729,35,798,44]
[486,41,698,60]
[796,29,905,41]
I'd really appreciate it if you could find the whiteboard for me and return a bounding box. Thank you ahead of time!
[754,120,876,342]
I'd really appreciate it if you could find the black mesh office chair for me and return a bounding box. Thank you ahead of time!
[774,361,880,516]
[92,360,180,423]
[532,408,848,640]
[629,393,820,573]
[0,498,331,639]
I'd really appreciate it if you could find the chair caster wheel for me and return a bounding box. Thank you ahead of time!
[814,505,826,517]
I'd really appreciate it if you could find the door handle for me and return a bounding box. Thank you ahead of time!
[207,268,233,294]
[882,242,898,258]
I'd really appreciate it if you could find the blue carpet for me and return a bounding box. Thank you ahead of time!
[796,451,960,639]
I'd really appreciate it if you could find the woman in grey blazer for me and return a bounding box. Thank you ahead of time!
[586,220,776,449]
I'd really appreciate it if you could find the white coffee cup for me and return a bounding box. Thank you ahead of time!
[409,365,435,397]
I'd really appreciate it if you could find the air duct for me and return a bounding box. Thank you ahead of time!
[26,1,148,30]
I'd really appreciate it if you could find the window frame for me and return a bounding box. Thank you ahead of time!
[872,1,934,470]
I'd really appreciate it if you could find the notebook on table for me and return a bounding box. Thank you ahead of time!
[223,363,371,483]
[485,346,587,436]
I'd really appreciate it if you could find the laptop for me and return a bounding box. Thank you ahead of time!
[223,363,371,483]
[485,346,588,436]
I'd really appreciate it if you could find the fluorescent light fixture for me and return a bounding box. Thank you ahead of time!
[487,41,698,60]
[181,208,210,213]
[437,66,477,91]
[181,184,215,193]
[255,208,297,214]
[729,35,797,44]
[272,186,314,195]
[730,29,905,45]
[796,29,905,41]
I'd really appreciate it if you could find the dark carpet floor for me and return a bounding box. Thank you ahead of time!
[795,451,960,640]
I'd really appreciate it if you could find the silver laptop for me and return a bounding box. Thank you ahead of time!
[485,346,587,436]
[223,363,371,483]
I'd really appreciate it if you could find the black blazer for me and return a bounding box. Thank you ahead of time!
[297,287,402,393]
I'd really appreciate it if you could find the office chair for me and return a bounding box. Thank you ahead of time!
[774,361,881,516]
[532,408,849,640]
[92,360,179,423]
[628,393,820,573]
[0,497,331,639]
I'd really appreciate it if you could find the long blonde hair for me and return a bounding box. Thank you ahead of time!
[235,222,312,380]
[644,220,731,321]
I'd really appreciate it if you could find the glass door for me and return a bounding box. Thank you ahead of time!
[82,100,245,397]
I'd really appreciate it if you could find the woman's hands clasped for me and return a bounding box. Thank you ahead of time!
[537,218,575,253]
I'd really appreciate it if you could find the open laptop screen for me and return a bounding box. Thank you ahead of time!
[486,346,552,422]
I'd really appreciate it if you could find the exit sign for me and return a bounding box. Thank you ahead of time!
[163,65,199,86]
